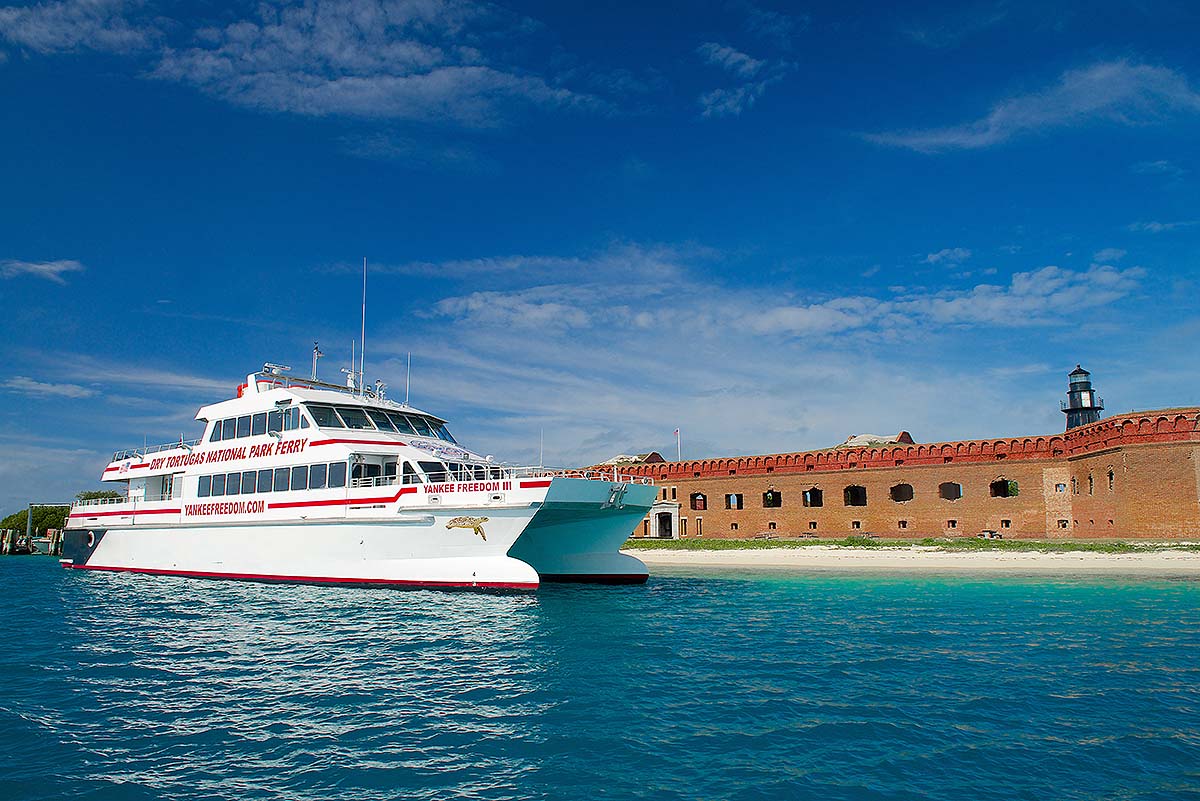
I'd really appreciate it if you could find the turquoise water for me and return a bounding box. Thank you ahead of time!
[2,560,1199,800]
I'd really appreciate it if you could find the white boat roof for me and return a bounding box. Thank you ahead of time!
[195,373,446,423]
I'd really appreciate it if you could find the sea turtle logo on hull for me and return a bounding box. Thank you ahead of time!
[446,516,489,540]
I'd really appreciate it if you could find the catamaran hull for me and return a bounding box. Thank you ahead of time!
[62,478,655,590]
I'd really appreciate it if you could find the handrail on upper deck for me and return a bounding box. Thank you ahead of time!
[111,438,202,462]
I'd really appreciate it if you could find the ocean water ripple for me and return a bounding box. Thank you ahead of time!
[2,561,1199,800]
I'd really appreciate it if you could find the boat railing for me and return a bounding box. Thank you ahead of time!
[111,439,202,462]
[349,466,652,488]
[72,492,177,509]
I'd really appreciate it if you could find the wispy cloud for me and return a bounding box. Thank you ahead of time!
[1,376,96,398]
[0,0,160,54]
[1,258,85,283]
[735,1,807,49]
[1131,159,1187,178]
[151,0,596,126]
[696,42,763,79]
[923,247,971,265]
[902,2,1009,49]
[866,60,1200,152]
[58,355,230,395]
[1093,247,1126,262]
[1126,220,1198,233]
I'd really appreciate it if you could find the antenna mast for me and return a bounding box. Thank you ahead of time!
[405,352,411,405]
[359,256,367,397]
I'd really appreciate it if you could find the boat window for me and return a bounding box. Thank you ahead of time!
[336,406,375,430]
[267,410,283,434]
[407,415,435,437]
[251,413,267,436]
[419,461,447,483]
[306,405,344,428]
[222,419,238,440]
[197,475,212,497]
[473,465,485,480]
[257,469,273,493]
[402,461,421,484]
[241,470,257,494]
[300,413,308,429]
[226,472,242,496]
[385,412,417,434]
[273,467,290,492]
[384,461,397,477]
[209,421,222,442]
[291,465,308,491]
[366,409,397,432]
[446,462,466,480]
[433,423,457,443]
[328,461,348,488]
[211,474,226,497]
[352,463,382,481]
[309,463,328,489]
[236,415,252,438]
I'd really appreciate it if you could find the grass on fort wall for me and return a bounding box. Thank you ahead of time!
[623,536,1200,553]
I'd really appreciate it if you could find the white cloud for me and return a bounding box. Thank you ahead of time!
[57,355,231,395]
[923,247,971,265]
[699,79,774,118]
[696,42,763,78]
[2,376,96,398]
[0,0,160,54]
[151,0,596,125]
[1126,220,1198,233]
[0,258,85,283]
[1131,159,1187,179]
[1093,247,1126,262]
[866,60,1200,152]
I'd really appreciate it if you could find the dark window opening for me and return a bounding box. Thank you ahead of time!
[725,493,744,510]
[990,479,1018,498]
[1058,519,1069,529]
[211,473,226,497]
[898,520,908,529]
[890,483,914,502]
[225,472,241,496]
[803,488,823,508]
[844,485,867,507]
[1107,470,1115,491]
[808,521,818,530]
[762,490,782,508]
[730,522,739,531]
[306,405,344,428]
[273,467,290,492]
[768,522,776,530]
[257,469,273,493]
[418,461,446,483]
[690,493,707,511]
[670,487,677,500]
[946,519,957,529]
[851,520,861,530]
[1001,519,1011,529]
[1087,474,1094,495]
[208,421,222,442]
[241,470,257,494]
[222,418,237,440]
[197,475,211,497]
[251,413,267,436]
[291,465,308,491]
[336,406,375,430]
[309,463,328,489]
[236,415,251,438]
[268,410,283,434]
[939,482,962,501]
[328,462,348,488]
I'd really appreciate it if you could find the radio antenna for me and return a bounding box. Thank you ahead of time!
[359,256,367,397]
[405,352,411,405]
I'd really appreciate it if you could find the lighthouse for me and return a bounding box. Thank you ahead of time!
[1061,365,1104,430]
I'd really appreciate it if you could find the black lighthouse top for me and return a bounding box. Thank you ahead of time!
[1061,365,1104,430]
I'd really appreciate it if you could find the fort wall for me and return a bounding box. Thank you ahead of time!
[622,410,1200,540]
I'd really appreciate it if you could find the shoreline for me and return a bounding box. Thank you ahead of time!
[624,545,1200,576]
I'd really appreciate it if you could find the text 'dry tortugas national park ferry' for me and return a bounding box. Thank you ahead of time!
[61,365,657,590]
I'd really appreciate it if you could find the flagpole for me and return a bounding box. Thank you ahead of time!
[676,428,681,461]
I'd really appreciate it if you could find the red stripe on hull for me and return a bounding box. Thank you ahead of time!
[68,507,181,520]
[309,439,409,448]
[539,573,649,585]
[520,480,553,489]
[268,486,417,510]
[65,563,538,590]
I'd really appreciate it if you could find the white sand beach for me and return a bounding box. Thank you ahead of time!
[625,546,1200,576]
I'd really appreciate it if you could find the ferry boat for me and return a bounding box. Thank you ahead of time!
[61,365,656,590]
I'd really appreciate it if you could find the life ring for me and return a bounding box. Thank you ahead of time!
[86,531,96,548]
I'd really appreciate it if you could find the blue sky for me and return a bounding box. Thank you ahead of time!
[1,0,1198,512]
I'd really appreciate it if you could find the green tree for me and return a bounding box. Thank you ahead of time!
[0,505,70,535]
[75,490,122,502]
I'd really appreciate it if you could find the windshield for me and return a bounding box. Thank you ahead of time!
[432,422,457,443]
[385,412,417,435]
[305,404,344,428]
[335,406,375,430]
[365,409,396,432]
[406,415,434,437]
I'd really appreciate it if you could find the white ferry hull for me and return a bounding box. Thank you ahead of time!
[62,479,654,590]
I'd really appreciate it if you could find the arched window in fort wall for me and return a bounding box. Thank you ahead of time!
[803,488,823,508]
[990,478,1019,498]
[939,482,962,501]
[690,492,707,511]
[844,485,867,507]
[889,483,914,503]
[762,490,782,508]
